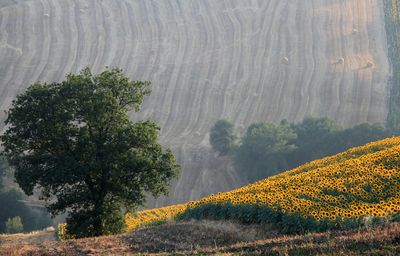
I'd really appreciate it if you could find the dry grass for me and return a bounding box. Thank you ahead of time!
[0,227,55,246]
[1,221,400,255]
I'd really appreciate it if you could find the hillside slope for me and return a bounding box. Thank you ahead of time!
[126,137,400,231]
[0,0,391,205]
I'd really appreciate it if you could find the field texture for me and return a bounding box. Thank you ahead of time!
[385,0,400,130]
[126,137,400,232]
[0,0,391,205]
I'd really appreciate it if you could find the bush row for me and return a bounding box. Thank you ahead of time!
[175,202,393,234]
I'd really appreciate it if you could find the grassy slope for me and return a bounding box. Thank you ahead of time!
[2,221,400,255]
[126,137,400,231]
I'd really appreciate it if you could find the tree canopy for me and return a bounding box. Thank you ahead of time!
[292,116,341,147]
[234,121,297,182]
[1,67,180,237]
[210,120,237,156]
[223,117,392,182]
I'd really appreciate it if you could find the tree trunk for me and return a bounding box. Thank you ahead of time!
[93,198,104,236]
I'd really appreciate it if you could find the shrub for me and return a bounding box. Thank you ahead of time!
[5,216,23,234]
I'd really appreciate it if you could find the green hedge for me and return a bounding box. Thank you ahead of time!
[176,202,391,234]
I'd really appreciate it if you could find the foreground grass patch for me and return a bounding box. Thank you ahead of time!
[5,221,400,255]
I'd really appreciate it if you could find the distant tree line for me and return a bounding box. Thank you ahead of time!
[210,117,393,182]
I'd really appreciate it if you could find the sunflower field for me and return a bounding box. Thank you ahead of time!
[125,137,400,233]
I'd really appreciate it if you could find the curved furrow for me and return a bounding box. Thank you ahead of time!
[73,0,92,72]
[98,1,114,70]
[250,0,283,124]
[294,0,315,122]
[234,3,260,125]
[211,1,236,119]
[325,1,346,121]
[350,0,371,123]
[227,1,251,123]
[141,0,175,132]
[194,1,233,140]
[0,7,15,111]
[229,3,260,123]
[243,0,263,123]
[230,2,255,124]
[114,1,129,71]
[36,0,60,83]
[34,0,53,82]
[16,2,42,93]
[184,2,214,142]
[371,0,391,121]
[330,0,346,121]
[161,1,191,142]
[185,0,218,142]
[141,0,174,137]
[91,1,107,72]
[83,0,98,70]
[344,0,372,124]
[61,0,78,78]
[144,1,163,82]
[366,0,390,122]
[50,0,71,82]
[107,1,125,69]
[305,0,328,119]
[0,5,24,111]
[123,1,140,83]
[144,0,166,125]
[254,1,285,122]
[174,2,203,142]
[274,1,292,121]
[252,0,278,125]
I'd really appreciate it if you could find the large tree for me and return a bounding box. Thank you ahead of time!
[1,68,180,237]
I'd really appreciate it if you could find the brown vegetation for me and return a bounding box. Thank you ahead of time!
[1,220,400,255]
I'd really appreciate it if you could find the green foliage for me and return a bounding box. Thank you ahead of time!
[234,121,297,182]
[323,123,390,154]
[1,67,180,238]
[5,216,23,234]
[290,120,391,166]
[210,120,237,156]
[65,202,127,238]
[0,170,3,192]
[0,156,7,191]
[293,116,341,146]
[176,202,390,235]
[231,117,391,182]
